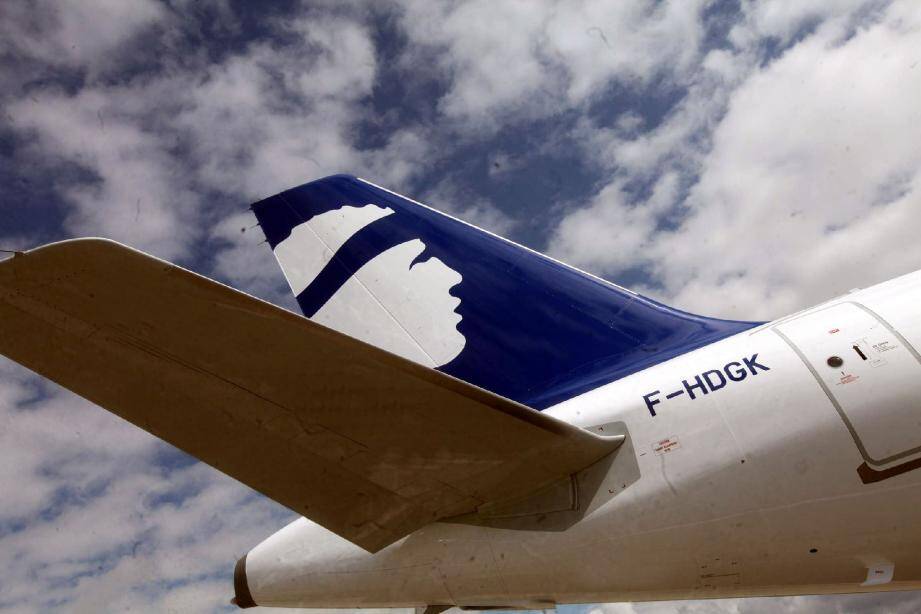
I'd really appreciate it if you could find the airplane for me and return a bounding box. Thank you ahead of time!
[1,174,920,611]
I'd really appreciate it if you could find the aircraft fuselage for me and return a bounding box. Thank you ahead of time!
[241,268,921,608]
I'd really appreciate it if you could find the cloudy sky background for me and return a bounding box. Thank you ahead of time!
[2,0,921,611]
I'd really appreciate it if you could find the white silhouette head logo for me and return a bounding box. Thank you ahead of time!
[274,204,466,367]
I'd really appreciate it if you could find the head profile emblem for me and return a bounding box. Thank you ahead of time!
[274,204,466,367]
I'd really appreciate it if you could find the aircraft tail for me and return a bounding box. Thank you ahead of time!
[251,175,757,409]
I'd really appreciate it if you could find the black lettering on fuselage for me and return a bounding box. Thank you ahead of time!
[682,375,708,400]
[744,353,770,375]
[643,390,661,416]
[642,353,769,417]
[702,369,727,392]
[724,361,747,381]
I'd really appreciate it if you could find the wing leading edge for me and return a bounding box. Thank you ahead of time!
[0,239,621,552]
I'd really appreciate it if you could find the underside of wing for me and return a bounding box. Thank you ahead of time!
[0,239,621,552]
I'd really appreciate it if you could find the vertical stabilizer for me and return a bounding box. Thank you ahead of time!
[251,175,758,408]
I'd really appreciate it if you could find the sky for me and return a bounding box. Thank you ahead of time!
[1,0,921,612]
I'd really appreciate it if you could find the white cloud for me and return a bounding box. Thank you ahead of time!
[399,1,553,123]
[550,0,921,321]
[0,362,296,612]
[210,210,299,312]
[9,85,200,260]
[420,176,518,236]
[0,0,166,77]
[398,0,710,127]
[649,0,921,318]
[0,362,157,524]
[180,15,381,201]
[551,172,680,272]
[4,9,418,276]
[728,0,881,48]
[544,1,707,102]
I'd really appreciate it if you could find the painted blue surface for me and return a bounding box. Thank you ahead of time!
[251,174,760,409]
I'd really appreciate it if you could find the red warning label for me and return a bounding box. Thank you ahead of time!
[653,436,681,455]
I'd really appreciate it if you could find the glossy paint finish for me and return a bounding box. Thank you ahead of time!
[241,269,921,608]
[251,175,758,409]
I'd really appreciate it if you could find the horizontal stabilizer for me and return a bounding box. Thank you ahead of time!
[0,239,622,552]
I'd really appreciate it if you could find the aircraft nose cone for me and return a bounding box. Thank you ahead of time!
[232,553,257,609]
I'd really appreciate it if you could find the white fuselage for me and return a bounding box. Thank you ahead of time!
[244,269,921,608]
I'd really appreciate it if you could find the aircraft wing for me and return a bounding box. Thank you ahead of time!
[0,239,621,552]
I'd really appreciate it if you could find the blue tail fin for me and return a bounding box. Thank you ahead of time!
[251,174,757,409]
